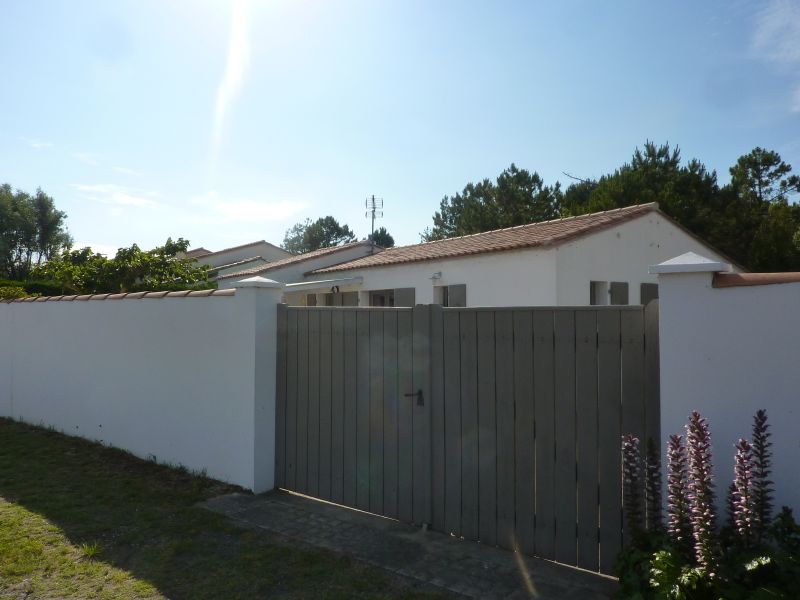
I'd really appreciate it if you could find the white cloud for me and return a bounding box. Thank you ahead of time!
[72,152,101,166]
[211,0,252,163]
[21,137,54,149]
[71,242,120,257]
[190,190,306,223]
[112,165,142,176]
[70,183,161,208]
[752,0,800,112]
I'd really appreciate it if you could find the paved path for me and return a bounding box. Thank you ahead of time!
[201,491,617,599]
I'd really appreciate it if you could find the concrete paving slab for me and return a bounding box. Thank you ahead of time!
[200,490,618,599]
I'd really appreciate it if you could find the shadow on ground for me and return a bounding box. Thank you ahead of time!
[203,491,617,600]
[0,418,446,599]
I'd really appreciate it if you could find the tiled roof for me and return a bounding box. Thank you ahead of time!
[207,256,265,272]
[314,203,659,273]
[195,239,289,259]
[185,248,212,258]
[1,289,235,304]
[218,240,376,281]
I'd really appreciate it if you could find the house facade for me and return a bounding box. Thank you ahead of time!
[220,203,739,307]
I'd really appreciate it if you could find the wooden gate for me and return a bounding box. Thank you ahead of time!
[275,303,659,575]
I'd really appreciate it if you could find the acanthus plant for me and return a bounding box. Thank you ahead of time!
[622,434,643,537]
[666,434,692,556]
[644,437,663,533]
[733,438,755,546]
[751,409,773,542]
[686,411,717,576]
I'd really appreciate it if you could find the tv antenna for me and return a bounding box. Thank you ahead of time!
[365,195,384,239]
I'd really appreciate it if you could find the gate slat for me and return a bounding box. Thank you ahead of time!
[477,311,497,547]
[397,310,414,523]
[343,310,358,507]
[460,310,479,540]
[533,310,555,559]
[644,301,660,455]
[319,310,333,500]
[576,310,599,572]
[285,309,298,490]
[369,311,384,514]
[621,309,645,547]
[554,311,577,565]
[383,310,399,518]
[296,310,309,494]
[443,309,462,536]
[276,304,287,487]
[412,305,432,525]
[495,311,515,550]
[331,310,345,503]
[356,310,371,511]
[430,305,446,533]
[307,310,321,497]
[598,310,622,574]
[513,310,534,555]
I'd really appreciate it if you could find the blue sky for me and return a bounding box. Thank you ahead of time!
[2,0,799,254]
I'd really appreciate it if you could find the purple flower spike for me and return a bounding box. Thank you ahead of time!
[666,434,692,556]
[733,438,755,546]
[686,411,717,576]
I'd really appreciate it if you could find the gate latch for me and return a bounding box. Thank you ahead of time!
[404,389,424,406]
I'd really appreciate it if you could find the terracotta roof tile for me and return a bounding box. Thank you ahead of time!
[185,247,212,259]
[713,272,800,288]
[314,203,659,273]
[218,240,376,281]
[0,289,235,304]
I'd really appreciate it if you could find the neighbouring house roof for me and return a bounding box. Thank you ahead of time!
[313,203,662,274]
[193,240,290,260]
[207,256,266,274]
[185,247,212,259]
[218,240,376,281]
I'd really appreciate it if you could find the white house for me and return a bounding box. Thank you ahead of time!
[220,203,740,307]
[182,240,293,283]
[216,241,378,297]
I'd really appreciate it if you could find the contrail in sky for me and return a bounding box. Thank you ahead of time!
[212,0,252,167]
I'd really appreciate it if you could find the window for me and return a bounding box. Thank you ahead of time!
[609,282,629,305]
[369,289,394,307]
[435,284,466,307]
[640,283,659,306]
[590,281,608,306]
[306,293,317,306]
[323,291,359,306]
[369,288,415,307]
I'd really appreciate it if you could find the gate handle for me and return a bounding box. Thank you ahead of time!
[404,389,424,406]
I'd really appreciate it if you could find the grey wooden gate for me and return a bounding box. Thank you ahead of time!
[275,302,659,575]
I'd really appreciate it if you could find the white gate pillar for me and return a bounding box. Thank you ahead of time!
[234,276,285,493]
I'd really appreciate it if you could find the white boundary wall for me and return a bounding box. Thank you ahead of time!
[656,257,800,513]
[0,278,283,492]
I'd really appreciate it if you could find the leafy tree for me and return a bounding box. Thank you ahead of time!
[32,238,212,294]
[0,184,72,279]
[730,147,800,204]
[282,216,356,254]
[368,226,395,248]
[561,142,800,271]
[421,164,561,241]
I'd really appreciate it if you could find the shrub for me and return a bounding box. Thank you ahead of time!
[0,285,33,300]
[615,410,798,599]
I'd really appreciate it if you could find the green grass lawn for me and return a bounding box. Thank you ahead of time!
[0,418,444,599]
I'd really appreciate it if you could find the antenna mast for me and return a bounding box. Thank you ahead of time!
[365,194,384,239]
